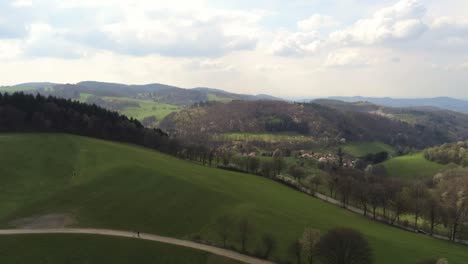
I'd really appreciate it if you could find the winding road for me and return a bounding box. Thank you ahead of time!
[0,228,275,264]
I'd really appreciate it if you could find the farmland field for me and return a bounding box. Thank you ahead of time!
[0,134,466,263]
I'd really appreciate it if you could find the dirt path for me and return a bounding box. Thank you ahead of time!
[0,228,275,264]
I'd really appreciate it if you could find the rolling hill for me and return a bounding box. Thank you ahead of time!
[160,100,463,149]
[314,99,468,142]
[326,96,468,114]
[1,81,281,125]
[0,133,467,263]
[6,81,281,106]
[382,153,451,180]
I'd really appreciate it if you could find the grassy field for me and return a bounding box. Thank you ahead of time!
[343,141,395,157]
[0,86,38,93]
[0,134,467,263]
[79,94,180,121]
[221,132,312,144]
[115,98,180,121]
[382,153,450,180]
[207,93,232,102]
[0,234,238,264]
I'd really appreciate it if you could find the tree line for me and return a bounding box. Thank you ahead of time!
[424,141,468,166]
[0,92,175,153]
[308,166,468,242]
[210,215,374,264]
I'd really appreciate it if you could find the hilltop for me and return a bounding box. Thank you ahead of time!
[160,100,468,149]
[326,96,468,113]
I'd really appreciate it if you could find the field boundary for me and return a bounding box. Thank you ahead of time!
[0,228,275,264]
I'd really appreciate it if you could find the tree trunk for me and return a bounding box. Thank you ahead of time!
[430,210,435,236]
[414,213,419,229]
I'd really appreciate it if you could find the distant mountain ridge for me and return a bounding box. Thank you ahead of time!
[326,96,468,113]
[4,81,282,106]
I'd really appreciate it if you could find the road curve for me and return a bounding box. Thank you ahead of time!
[0,228,275,264]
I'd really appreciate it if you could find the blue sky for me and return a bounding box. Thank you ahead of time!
[0,0,467,98]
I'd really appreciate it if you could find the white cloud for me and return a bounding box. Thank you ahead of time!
[11,0,33,7]
[270,31,322,56]
[0,40,22,59]
[325,49,374,68]
[185,59,235,72]
[255,64,282,71]
[23,23,91,58]
[330,0,427,45]
[0,0,468,98]
[1,1,266,58]
[428,17,468,49]
[298,14,339,31]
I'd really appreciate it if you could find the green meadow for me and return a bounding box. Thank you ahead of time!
[0,134,466,263]
[0,234,238,264]
[382,153,450,180]
[342,141,395,157]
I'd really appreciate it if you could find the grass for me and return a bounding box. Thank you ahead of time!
[221,132,312,144]
[108,97,180,121]
[207,93,232,102]
[0,234,239,264]
[78,94,180,121]
[382,153,450,180]
[0,134,467,263]
[0,86,38,93]
[343,141,395,157]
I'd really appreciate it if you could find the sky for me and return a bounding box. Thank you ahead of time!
[0,0,467,98]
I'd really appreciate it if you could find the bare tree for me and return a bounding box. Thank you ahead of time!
[260,160,274,178]
[216,215,233,247]
[424,191,445,236]
[289,164,306,181]
[288,239,302,264]
[439,176,468,241]
[409,182,429,229]
[368,183,384,219]
[238,218,255,252]
[301,228,320,264]
[308,175,323,193]
[316,228,373,264]
[388,187,409,224]
[261,233,277,259]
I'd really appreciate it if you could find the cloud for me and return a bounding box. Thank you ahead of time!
[185,59,235,72]
[98,12,259,57]
[23,23,92,59]
[330,0,427,45]
[325,49,374,68]
[255,64,282,71]
[0,40,22,59]
[298,14,339,31]
[11,0,33,7]
[270,1,429,57]
[0,1,265,58]
[270,31,322,56]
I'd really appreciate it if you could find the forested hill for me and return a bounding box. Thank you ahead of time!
[160,100,465,149]
[2,81,282,106]
[0,92,171,151]
[326,96,468,113]
[314,99,468,143]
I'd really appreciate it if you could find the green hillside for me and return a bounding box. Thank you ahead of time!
[382,153,450,180]
[342,141,395,157]
[78,94,181,122]
[0,134,467,263]
[0,234,238,264]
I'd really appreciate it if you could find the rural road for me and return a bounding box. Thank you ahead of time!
[0,228,275,264]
